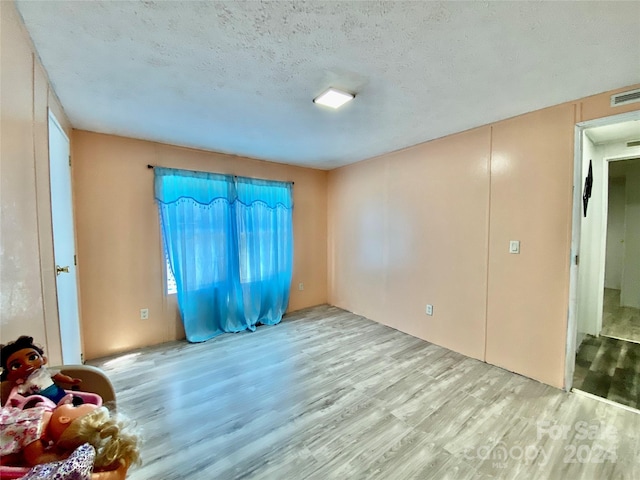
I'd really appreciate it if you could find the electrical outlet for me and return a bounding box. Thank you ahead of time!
[298,282,304,291]
[140,308,149,320]
[426,304,433,316]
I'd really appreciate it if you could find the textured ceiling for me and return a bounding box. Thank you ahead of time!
[16,1,640,170]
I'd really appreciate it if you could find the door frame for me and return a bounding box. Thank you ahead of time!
[565,110,640,391]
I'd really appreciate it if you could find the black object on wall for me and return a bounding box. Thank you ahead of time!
[583,160,593,217]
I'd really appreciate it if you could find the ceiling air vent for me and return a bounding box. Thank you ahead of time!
[611,88,640,107]
[628,140,640,148]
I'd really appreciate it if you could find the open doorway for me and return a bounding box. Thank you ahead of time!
[602,158,640,344]
[568,114,640,410]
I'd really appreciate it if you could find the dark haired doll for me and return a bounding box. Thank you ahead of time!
[0,336,81,404]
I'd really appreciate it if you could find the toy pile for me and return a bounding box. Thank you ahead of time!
[0,337,139,480]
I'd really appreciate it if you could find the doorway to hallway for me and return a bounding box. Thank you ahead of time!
[567,112,640,410]
[600,157,640,344]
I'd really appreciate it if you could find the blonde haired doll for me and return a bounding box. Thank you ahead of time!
[55,406,140,469]
[18,402,140,472]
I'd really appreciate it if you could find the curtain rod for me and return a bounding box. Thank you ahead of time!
[147,164,293,184]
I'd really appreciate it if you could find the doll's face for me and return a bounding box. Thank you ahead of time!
[49,403,99,441]
[5,347,46,383]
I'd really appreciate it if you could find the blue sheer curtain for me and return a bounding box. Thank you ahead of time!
[154,167,293,342]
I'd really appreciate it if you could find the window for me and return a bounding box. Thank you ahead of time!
[165,251,177,295]
[154,166,294,341]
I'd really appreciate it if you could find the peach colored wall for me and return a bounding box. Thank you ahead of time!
[5,0,638,381]
[72,131,327,360]
[0,1,71,365]
[579,83,640,122]
[485,104,574,388]
[328,86,639,389]
[328,127,491,361]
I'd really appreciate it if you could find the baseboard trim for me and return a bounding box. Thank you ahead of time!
[571,388,640,415]
[599,333,640,345]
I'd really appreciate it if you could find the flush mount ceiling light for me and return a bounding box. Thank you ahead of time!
[313,88,355,109]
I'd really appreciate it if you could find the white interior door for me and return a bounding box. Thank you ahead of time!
[49,110,83,364]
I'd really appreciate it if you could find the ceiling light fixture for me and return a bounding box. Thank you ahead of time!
[313,88,355,109]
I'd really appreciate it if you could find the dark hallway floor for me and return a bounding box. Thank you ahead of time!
[573,334,640,410]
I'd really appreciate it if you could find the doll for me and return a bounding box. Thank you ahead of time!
[1,336,81,405]
[23,402,140,469]
[20,443,96,480]
[2,401,140,471]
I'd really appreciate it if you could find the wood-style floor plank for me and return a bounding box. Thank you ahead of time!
[90,305,640,479]
[574,334,640,409]
[602,288,640,344]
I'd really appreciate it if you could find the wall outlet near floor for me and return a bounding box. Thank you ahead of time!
[140,308,149,320]
[426,304,433,316]
[298,282,304,291]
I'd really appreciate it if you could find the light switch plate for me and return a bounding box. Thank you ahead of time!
[509,240,520,254]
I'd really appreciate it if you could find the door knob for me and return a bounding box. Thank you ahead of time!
[56,265,70,275]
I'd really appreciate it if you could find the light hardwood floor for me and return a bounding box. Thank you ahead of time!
[90,305,639,479]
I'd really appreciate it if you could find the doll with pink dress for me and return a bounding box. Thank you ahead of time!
[1,401,139,479]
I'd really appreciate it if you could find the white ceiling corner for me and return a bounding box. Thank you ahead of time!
[586,120,640,145]
[15,0,640,170]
